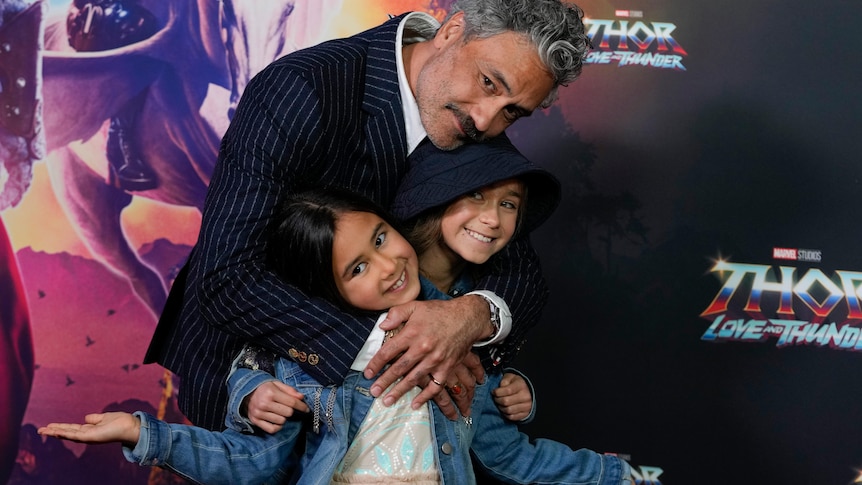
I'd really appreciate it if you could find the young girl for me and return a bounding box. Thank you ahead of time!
[40,139,631,484]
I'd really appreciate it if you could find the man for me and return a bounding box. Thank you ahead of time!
[145,0,590,431]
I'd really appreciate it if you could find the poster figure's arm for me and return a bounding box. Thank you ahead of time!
[0,219,33,485]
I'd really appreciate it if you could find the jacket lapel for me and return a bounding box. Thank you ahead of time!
[361,15,410,203]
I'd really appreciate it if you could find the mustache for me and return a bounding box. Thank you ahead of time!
[446,104,484,142]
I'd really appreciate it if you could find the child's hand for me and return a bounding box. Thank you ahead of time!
[243,380,310,434]
[38,412,141,447]
[492,373,533,422]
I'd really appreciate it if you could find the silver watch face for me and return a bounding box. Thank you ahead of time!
[488,301,501,324]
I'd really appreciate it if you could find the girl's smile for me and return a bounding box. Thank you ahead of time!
[440,178,524,265]
[332,211,421,311]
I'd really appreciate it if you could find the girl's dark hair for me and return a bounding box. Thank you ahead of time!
[402,207,445,258]
[266,188,394,312]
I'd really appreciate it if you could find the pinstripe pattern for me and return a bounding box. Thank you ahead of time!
[145,15,548,430]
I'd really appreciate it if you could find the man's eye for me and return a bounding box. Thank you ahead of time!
[375,232,386,248]
[503,107,520,123]
[352,262,368,275]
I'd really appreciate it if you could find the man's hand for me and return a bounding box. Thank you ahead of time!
[38,412,141,448]
[364,296,490,417]
[243,380,310,434]
[493,372,533,422]
[445,353,480,416]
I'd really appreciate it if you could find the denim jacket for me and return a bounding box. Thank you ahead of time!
[121,274,631,483]
[124,356,630,485]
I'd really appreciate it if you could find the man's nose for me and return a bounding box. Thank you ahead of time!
[471,100,507,135]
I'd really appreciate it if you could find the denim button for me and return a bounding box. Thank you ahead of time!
[440,442,452,455]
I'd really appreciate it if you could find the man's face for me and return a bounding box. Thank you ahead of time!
[415,13,555,150]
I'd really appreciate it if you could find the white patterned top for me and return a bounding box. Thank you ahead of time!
[331,383,440,484]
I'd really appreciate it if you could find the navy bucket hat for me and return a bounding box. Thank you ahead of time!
[391,136,561,235]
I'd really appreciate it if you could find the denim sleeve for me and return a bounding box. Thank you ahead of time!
[122,411,301,485]
[470,375,632,485]
[226,344,280,432]
[501,367,537,424]
[226,367,279,432]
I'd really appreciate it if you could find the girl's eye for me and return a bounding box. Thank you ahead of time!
[469,191,483,200]
[501,200,518,210]
[352,262,368,276]
[375,232,386,248]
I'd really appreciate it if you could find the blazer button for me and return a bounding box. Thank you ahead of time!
[298,351,308,363]
[308,354,319,365]
[440,442,453,455]
[288,348,299,359]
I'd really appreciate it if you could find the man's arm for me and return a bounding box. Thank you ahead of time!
[193,62,376,383]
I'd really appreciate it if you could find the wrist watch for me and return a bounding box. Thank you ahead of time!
[479,294,501,341]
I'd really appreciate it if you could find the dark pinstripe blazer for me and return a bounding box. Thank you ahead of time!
[145,14,549,431]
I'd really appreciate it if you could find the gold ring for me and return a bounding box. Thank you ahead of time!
[429,374,444,386]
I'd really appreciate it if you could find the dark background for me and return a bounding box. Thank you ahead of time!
[509,1,862,483]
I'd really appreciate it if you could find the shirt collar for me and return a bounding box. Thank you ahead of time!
[395,12,440,155]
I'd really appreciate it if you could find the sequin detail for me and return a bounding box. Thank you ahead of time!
[331,384,439,484]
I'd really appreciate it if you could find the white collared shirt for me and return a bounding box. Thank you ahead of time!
[395,12,439,155]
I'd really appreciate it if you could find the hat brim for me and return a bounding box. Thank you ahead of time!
[391,136,561,235]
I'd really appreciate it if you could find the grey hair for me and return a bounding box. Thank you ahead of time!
[444,0,590,108]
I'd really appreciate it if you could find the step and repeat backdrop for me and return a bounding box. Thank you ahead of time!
[1,0,860,484]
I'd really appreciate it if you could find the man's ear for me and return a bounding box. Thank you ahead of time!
[433,11,465,47]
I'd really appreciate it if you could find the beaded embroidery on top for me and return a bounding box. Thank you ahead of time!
[235,343,277,375]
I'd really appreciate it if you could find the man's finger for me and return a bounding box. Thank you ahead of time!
[365,335,411,381]
[462,352,485,384]
[432,389,458,420]
[369,349,416,397]
[409,375,448,411]
[447,363,477,415]
[448,385,472,416]
[378,304,412,330]
[365,304,414,378]
[382,363,439,406]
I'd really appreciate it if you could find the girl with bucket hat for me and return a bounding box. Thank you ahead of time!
[40,138,631,484]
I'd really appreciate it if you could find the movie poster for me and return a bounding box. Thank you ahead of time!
[1,0,860,484]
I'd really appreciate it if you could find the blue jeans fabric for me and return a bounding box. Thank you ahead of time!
[124,356,631,484]
[123,356,316,484]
